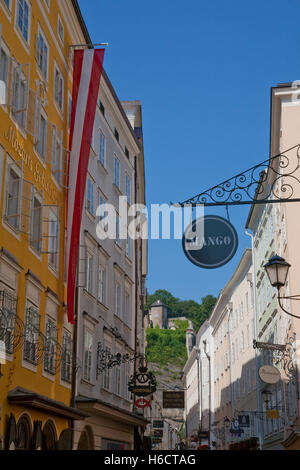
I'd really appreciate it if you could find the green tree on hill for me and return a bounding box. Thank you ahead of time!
[145,290,216,332]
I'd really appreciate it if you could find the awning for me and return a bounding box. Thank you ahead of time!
[76,396,150,427]
[7,387,89,420]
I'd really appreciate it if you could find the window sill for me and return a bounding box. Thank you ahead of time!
[114,241,122,252]
[81,378,95,387]
[125,255,132,265]
[113,183,122,196]
[83,288,96,301]
[85,208,96,223]
[97,159,108,174]
[97,300,109,311]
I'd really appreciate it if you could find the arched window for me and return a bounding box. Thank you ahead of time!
[42,420,57,450]
[77,426,94,450]
[16,414,32,450]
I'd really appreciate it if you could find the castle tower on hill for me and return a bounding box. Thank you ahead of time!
[149,300,168,329]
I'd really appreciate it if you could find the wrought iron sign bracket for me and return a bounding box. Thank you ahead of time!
[96,342,145,377]
[253,338,298,384]
[175,144,300,207]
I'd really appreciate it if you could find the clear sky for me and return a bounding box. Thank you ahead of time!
[78,0,300,304]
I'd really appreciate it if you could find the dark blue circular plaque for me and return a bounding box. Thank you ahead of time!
[182,215,238,269]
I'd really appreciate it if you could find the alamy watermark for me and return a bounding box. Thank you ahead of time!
[95,197,204,250]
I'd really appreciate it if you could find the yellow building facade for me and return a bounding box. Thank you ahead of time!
[0,0,89,449]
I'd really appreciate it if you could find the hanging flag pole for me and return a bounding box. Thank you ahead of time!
[69,43,109,48]
[66,48,105,324]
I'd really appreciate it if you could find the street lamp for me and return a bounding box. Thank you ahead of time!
[264,255,290,290]
[264,255,300,319]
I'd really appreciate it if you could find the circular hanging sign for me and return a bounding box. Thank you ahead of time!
[182,215,238,269]
[259,365,281,384]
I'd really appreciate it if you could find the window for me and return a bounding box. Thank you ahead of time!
[125,174,131,204]
[103,346,110,390]
[116,215,120,245]
[247,324,250,347]
[44,318,57,375]
[68,95,72,129]
[16,0,30,43]
[98,266,106,305]
[3,0,11,10]
[57,16,64,43]
[246,292,249,312]
[36,113,47,159]
[240,331,245,351]
[99,100,105,115]
[99,131,105,166]
[126,234,131,258]
[48,208,59,270]
[86,253,93,294]
[115,282,121,317]
[240,302,244,322]
[124,292,130,326]
[11,64,28,128]
[52,127,62,183]
[5,166,21,230]
[61,330,72,383]
[115,362,121,395]
[23,304,40,365]
[36,30,48,78]
[0,290,18,355]
[114,128,119,141]
[54,64,63,112]
[0,46,9,103]
[30,192,42,253]
[86,178,94,215]
[114,156,120,188]
[125,147,129,159]
[83,328,92,382]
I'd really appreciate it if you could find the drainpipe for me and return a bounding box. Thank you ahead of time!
[245,228,263,449]
[195,347,202,442]
[227,305,234,420]
[203,340,211,447]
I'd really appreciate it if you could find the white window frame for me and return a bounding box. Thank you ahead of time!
[98,264,106,305]
[86,251,94,295]
[115,281,121,318]
[36,109,47,161]
[4,160,22,232]
[54,61,64,113]
[48,207,59,271]
[57,14,64,44]
[125,173,131,204]
[15,0,31,46]
[86,176,94,216]
[83,327,93,383]
[29,188,43,254]
[99,130,105,167]
[114,155,120,189]
[36,25,49,80]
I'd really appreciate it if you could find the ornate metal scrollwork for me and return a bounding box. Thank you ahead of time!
[96,341,145,377]
[128,365,157,396]
[273,336,298,384]
[177,144,300,207]
[0,290,24,355]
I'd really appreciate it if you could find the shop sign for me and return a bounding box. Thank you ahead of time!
[267,409,280,419]
[182,215,238,269]
[135,398,151,408]
[153,429,163,438]
[163,391,185,409]
[153,420,164,428]
[198,431,209,439]
[238,415,250,428]
[259,365,281,384]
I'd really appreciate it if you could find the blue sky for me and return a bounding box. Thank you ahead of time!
[78,0,300,304]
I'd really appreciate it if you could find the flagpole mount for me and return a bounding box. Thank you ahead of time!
[69,42,109,49]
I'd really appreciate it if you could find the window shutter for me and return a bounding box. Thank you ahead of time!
[34,94,41,144]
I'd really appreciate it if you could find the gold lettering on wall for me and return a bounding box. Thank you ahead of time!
[4,125,58,203]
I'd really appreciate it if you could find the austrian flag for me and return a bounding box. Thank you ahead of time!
[66,49,105,324]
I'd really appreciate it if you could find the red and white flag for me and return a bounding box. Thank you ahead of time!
[66,49,105,324]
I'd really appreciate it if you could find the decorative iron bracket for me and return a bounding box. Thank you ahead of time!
[176,144,300,207]
[96,342,145,377]
[253,338,298,384]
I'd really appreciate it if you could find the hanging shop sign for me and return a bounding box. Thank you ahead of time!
[128,366,157,397]
[198,431,210,440]
[182,215,238,269]
[267,409,280,419]
[153,420,164,428]
[153,429,163,438]
[163,391,185,409]
[238,415,250,428]
[135,398,151,409]
[151,437,162,444]
[259,365,281,384]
